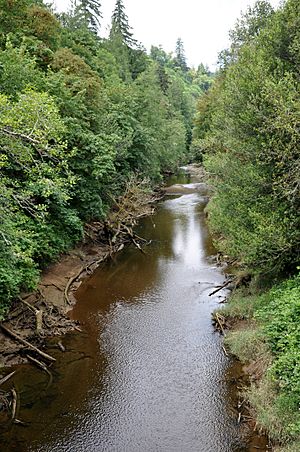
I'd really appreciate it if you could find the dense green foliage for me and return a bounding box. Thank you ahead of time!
[201,1,300,447]
[222,275,300,446]
[256,276,300,419]
[0,0,212,316]
[193,0,300,275]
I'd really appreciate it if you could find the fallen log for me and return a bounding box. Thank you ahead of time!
[1,325,56,362]
[209,279,233,297]
[64,253,110,305]
[64,266,85,305]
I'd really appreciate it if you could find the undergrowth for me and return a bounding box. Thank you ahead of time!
[219,274,300,449]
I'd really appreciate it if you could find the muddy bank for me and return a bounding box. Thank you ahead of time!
[0,234,110,368]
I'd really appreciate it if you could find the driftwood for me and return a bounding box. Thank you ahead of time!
[0,371,16,387]
[64,266,85,305]
[222,346,229,357]
[57,341,65,352]
[237,412,242,424]
[11,388,17,420]
[1,325,56,362]
[26,354,48,373]
[214,312,226,336]
[64,253,110,305]
[209,279,233,297]
[14,419,27,426]
[26,355,53,389]
[74,326,83,333]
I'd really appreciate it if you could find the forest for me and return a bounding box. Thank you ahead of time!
[0,0,212,316]
[193,0,300,448]
[0,0,299,448]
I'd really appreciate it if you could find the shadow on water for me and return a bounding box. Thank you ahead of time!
[0,169,267,451]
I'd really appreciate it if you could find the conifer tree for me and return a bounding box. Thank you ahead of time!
[71,0,102,33]
[110,0,137,48]
[174,38,188,72]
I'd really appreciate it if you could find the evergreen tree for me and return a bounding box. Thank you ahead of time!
[174,37,188,72]
[71,0,102,33]
[110,0,137,48]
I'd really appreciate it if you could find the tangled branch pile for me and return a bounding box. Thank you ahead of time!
[87,176,162,254]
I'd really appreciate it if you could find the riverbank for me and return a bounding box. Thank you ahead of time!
[215,275,300,452]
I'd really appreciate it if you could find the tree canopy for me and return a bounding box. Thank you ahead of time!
[193,0,300,275]
[0,0,213,316]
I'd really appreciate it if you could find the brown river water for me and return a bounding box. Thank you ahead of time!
[1,170,265,451]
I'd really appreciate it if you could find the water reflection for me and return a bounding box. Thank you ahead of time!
[171,195,204,268]
[1,173,245,452]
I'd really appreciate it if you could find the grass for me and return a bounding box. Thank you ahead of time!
[224,328,270,364]
[218,274,300,449]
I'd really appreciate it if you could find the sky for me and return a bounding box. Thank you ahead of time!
[53,0,282,69]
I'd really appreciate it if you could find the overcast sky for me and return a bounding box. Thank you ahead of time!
[53,0,282,69]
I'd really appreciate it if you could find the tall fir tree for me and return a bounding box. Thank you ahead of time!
[174,38,188,72]
[71,0,102,33]
[110,0,137,48]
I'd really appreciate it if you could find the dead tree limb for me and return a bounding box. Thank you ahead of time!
[26,354,48,372]
[209,279,233,296]
[1,127,39,145]
[64,253,110,305]
[11,388,17,420]
[0,371,16,387]
[64,266,85,305]
[222,346,229,357]
[214,312,226,336]
[26,355,53,389]
[1,325,56,362]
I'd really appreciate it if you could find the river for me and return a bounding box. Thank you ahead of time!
[2,169,251,451]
